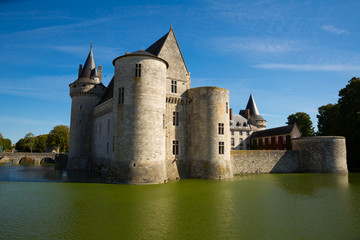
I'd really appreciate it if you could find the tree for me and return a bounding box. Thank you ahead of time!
[47,125,70,153]
[286,112,315,137]
[24,132,35,153]
[338,77,360,169]
[33,134,48,152]
[15,138,29,152]
[0,134,12,152]
[316,77,360,170]
[317,104,340,136]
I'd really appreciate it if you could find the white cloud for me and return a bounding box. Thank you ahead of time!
[262,113,286,118]
[321,25,347,35]
[254,63,360,71]
[214,37,301,54]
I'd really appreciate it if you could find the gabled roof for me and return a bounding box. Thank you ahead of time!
[250,124,299,139]
[145,26,189,73]
[97,77,114,105]
[146,31,170,56]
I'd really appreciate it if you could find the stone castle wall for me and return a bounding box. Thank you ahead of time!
[68,84,105,170]
[112,55,168,183]
[188,87,233,179]
[230,150,300,175]
[292,136,348,173]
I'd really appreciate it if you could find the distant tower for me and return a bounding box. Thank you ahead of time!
[240,94,267,130]
[67,45,106,170]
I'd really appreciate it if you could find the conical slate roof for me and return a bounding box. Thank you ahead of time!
[80,46,98,78]
[246,94,260,116]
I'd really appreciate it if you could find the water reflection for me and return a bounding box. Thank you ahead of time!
[0,164,105,183]
[1,166,360,239]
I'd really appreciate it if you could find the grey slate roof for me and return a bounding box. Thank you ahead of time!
[97,77,114,105]
[146,31,170,56]
[230,114,251,130]
[72,47,98,84]
[128,49,157,57]
[245,94,260,116]
[250,124,298,139]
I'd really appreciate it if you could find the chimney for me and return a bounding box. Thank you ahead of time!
[78,64,82,77]
[229,108,233,120]
[245,109,250,119]
[98,65,102,82]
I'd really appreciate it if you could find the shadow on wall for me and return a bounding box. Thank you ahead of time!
[270,151,300,173]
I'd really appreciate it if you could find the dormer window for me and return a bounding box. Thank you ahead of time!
[135,64,141,78]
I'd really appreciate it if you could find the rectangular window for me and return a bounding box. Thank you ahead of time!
[173,111,179,126]
[135,64,141,77]
[240,131,243,135]
[119,87,124,104]
[231,131,234,135]
[226,102,228,114]
[218,123,224,135]
[112,136,115,152]
[172,140,179,155]
[171,80,177,93]
[231,138,234,146]
[219,142,224,154]
[107,119,110,134]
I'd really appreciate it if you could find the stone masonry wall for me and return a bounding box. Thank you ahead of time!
[231,150,300,175]
[292,136,348,173]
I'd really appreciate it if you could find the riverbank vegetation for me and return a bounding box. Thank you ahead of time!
[14,125,70,153]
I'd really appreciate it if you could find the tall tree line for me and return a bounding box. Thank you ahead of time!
[317,77,360,170]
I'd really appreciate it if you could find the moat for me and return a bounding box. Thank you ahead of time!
[1,165,360,240]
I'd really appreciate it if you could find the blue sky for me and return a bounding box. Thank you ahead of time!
[1,0,360,144]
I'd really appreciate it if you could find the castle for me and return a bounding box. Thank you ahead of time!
[67,27,348,184]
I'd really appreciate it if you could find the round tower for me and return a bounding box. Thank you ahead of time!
[111,50,168,184]
[187,87,233,179]
[67,46,106,170]
[292,136,348,173]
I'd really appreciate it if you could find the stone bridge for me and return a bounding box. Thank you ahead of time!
[0,152,68,165]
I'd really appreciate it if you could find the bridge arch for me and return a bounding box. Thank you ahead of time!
[19,156,35,164]
[40,157,55,164]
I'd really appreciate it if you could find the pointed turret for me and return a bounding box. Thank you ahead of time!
[67,44,106,171]
[240,94,267,130]
[72,44,102,84]
[245,94,260,116]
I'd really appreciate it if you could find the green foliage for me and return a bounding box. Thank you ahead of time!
[286,112,315,137]
[317,77,360,169]
[15,138,29,152]
[317,104,340,136]
[47,125,70,153]
[0,134,12,151]
[33,134,48,152]
[24,132,35,153]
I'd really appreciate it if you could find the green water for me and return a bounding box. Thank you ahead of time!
[0,166,360,240]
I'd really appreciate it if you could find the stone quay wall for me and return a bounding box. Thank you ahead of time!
[230,150,300,175]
